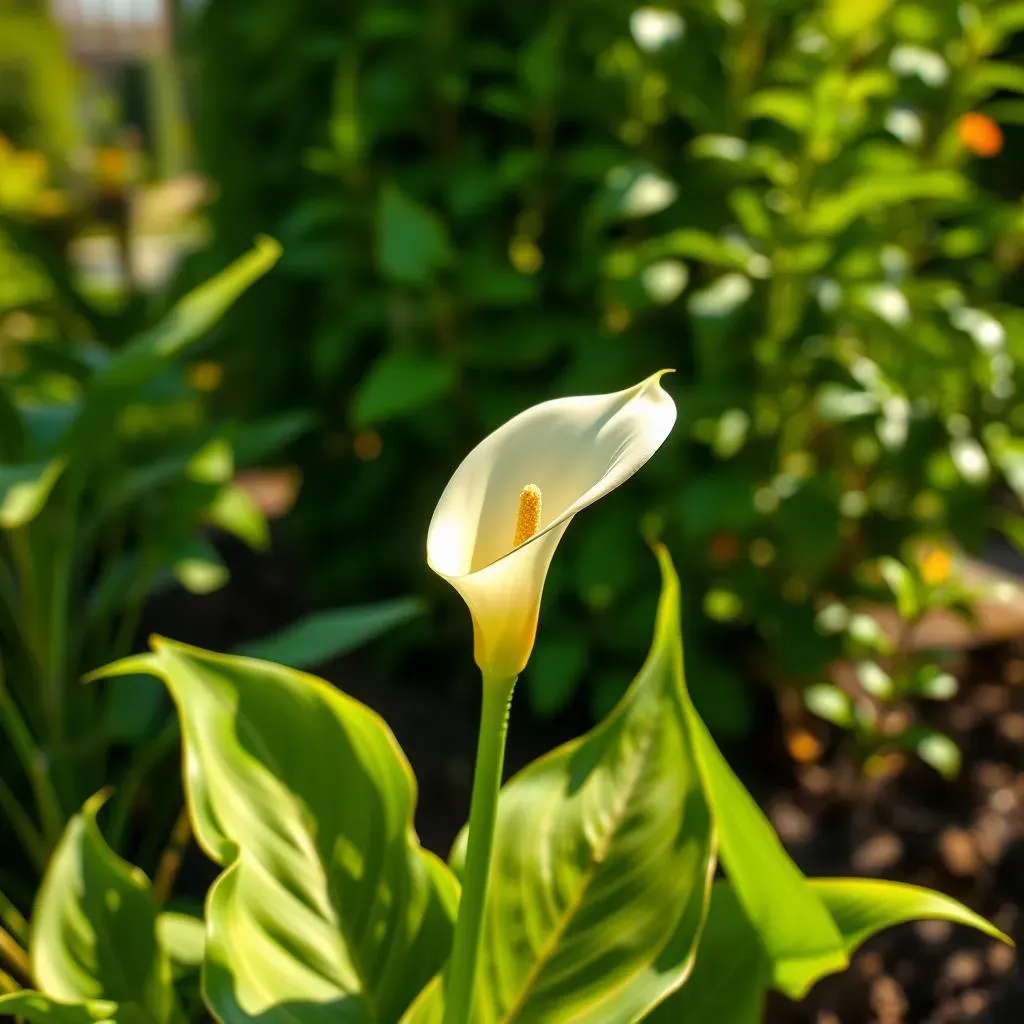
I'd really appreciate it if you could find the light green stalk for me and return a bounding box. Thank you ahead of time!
[442,673,516,1024]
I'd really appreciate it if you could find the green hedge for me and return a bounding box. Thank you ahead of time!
[185,0,1024,729]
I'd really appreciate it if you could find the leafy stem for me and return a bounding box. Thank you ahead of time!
[442,673,516,1024]
[0,658,63,848]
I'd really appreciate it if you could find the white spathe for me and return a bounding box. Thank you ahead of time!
[428,372,677,679]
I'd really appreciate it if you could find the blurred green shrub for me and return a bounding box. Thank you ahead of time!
[187,0,1024,730]
[0,226,314,887]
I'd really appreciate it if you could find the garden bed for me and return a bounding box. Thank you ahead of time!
[142,535,1023,1024]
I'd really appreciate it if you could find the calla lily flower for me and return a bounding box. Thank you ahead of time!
[427,372,677,680]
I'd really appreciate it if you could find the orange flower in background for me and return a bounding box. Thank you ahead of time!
[921,546,952,586]
[710,530,740,565]
[787,728,822,764]
[958,113,1003,158]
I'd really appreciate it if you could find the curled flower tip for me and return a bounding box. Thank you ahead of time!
[513,484,542,548]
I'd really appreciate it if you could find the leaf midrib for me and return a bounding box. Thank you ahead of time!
[501,719,657,1023]
[173,654,383,1023]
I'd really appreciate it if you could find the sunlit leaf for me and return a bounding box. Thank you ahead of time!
[436,544,715,1022]
[0,993,140,1024]
[206,484,270,552]
[899,725,962,779]
[653,877,1006,1021]
[31,794,178,1023]
[879,557,919,620]
[805,683,854,728]
[0,457,65,528]
[815,878,1009,951]
[156,912,205,975]
[826,0,893,38]
[92,640,458,1024]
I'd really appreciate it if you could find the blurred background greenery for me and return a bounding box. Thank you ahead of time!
[2,0,1024,864]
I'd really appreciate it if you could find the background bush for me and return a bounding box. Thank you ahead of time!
[183,0,1024,730]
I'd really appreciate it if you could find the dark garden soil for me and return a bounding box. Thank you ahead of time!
[140,533,1024,1024]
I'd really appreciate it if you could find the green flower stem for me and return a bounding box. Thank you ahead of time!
[443,672,516,1024]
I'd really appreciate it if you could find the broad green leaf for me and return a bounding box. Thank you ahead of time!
[92,639,458,1024]
[352,353,456,427]
[0,457,65,528]
[0,993,141,1024]
[664,548,846,1001]
[31,794,177,1024]
[236,597,426,668]
[684,702,845,997]
[813,879,1010,951]
[879,557,918,619]
[654,878,1007,1021]
[647,884,767,1024]
[156,912,204,975]
[206,484,270,552]
[376,184,451,285]
[438,543,716,1023]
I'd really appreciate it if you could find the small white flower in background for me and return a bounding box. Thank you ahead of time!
[716,0,744,25]
[889,45,949,87]
[951,307,1005,351]
[619,170,678,217]
[950,437,990,484]
[428,373,676,678]
[866,285,910,326]
[839,490,869,518]
[815,278,843,312]
[796,27,829,54]
[881,245,909,282]
[629,7,685,51]
[641,260,689,304]
[851,357,881,387]
[857,661,893,699]
[693,134,748,161]
[878,395,910,450]
[714,409,750,459]
[688,273,752,317]
[947,412,970,438]
[746,253,771,279]
[885,108,924,146]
